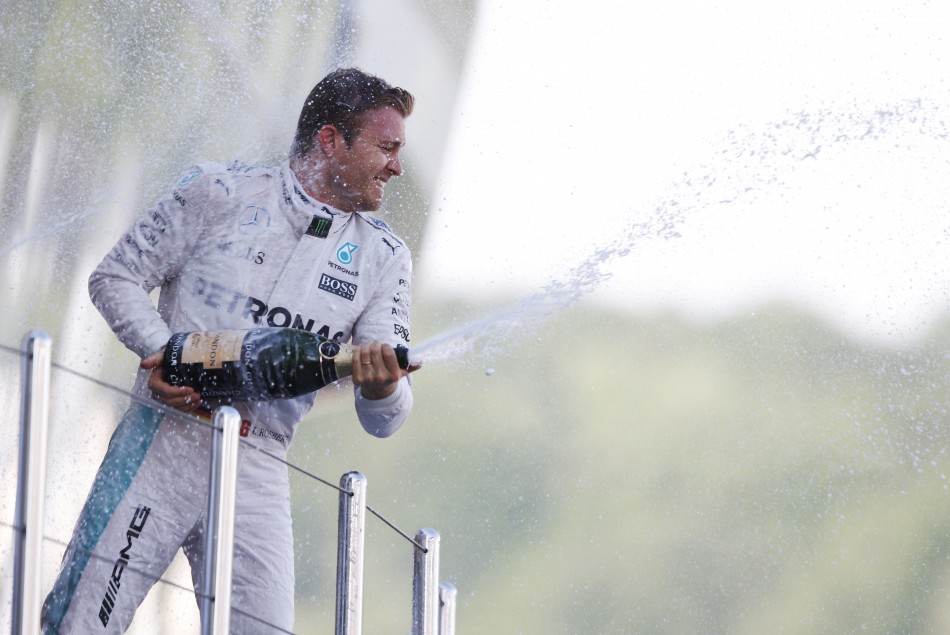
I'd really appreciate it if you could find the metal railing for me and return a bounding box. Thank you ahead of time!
[200,406,242,635]
[12,331,52,635]
[8,332,458,635]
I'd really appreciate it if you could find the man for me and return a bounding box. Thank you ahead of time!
[42,68,419,633]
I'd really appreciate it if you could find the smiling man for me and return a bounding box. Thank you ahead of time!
[291,87,407,213]
[42,68,420,633]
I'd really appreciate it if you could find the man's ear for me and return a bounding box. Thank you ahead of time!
[316,125,344,156]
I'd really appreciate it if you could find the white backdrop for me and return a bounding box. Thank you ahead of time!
[420,0,950,344]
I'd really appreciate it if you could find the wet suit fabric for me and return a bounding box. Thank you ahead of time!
[42,160,413,633]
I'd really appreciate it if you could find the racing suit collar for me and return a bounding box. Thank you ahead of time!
[280,161,346,233]
[280,159,347,216]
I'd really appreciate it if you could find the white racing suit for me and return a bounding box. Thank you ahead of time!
[42,160,413,633]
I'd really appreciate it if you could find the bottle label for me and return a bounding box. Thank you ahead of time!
[181,330,246,368]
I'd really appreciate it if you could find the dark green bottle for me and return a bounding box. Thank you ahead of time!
[162,328,409,400]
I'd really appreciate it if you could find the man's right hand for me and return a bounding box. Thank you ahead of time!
[140,351,211,416]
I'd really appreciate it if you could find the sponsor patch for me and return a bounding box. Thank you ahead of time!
[336,242,359,265]
[178,169,201,187]
[238,205,270,235]
[306,215,332,238]
[98,505,151,626]
[369,216,391,231]
[327,260,358,277]
[319,273,358,301]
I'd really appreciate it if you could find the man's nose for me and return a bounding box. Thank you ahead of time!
[388,154,403,176]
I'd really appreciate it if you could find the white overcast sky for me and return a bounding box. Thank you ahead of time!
[418,0,950,344]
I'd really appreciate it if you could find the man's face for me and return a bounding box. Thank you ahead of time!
[326,106,406,212]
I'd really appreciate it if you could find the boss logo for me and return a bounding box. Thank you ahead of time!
[319,273,358,301]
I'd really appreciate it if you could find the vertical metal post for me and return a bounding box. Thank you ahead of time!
[411,528,440,635]
[199,409,221,633]
[12,331,52,635]
[200,406,241,635]
[439,582,457,635]
[335,471,367,635]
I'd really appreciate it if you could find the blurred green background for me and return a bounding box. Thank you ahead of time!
[287,301,950,634]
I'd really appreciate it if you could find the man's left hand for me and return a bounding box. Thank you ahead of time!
[352,341,421,400]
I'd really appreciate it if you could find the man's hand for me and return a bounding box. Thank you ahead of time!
[140,351,212,417]
[351,341,421,400]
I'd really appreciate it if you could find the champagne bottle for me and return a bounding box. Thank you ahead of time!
[162,328,409,401]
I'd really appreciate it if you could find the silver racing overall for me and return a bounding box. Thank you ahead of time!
[42,160,413,633]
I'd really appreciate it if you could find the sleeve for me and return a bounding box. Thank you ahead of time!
[351,245,414,437]
[87,166,213,358]
[354,380,413,438]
